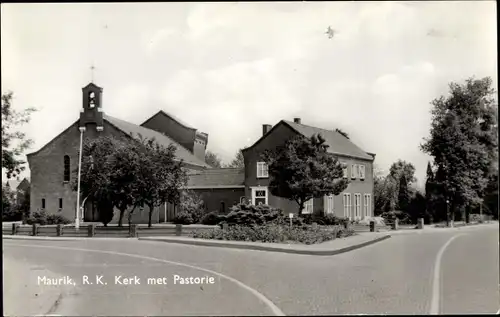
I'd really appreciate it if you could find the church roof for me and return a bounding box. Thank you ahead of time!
[104,115,210,168]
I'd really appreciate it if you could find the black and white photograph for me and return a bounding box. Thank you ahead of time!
[2,1,498,316]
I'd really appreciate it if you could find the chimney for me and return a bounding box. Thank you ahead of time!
[293,118,301,124]
[262,124,272,136]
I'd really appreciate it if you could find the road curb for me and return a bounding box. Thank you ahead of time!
[2,236,139,241]
[139,235,392,256]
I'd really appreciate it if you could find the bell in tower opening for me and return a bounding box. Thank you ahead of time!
[89,92,96,108]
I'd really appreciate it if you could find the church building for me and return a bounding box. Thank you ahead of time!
[27,82,211,224]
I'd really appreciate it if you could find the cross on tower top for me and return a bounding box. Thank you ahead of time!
[90,64,96,83]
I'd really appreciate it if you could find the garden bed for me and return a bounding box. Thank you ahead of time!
[191,223,356,245]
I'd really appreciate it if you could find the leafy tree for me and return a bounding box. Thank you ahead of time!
[397,174,410,213]
[107,143,142,226]
[2,92,36,179]
[262,134,349,215]
[75,136,124,226]
[421,77,498,225]
[227,148,244,168]
[2,183,17,220]
[389,159,416,186]
[133,137,187,227]
[205,150,223,168]
[408,190,427,224]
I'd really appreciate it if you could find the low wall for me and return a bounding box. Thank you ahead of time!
[2,224,219,238]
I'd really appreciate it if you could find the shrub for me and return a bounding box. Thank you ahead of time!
[219,203,284,226]
[25,210,71,225]
[191,223,356,245]
[200,211,223,225]
[380,210,411,224]
[176,190,205,224]
[301,213,347,226]
[173,212,195,225]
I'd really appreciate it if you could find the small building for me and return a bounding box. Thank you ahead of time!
[186,168,245,214]
[242,118,376,220]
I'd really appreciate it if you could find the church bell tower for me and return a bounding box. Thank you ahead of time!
[79,83,104,131]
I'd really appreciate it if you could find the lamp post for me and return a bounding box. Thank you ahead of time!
[446,199,450,227]
[76,126,86,229]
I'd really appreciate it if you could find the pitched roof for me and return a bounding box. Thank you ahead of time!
[283,120,374,161]
[141,110,195,130]
[186,168,245,188]
[104,115,210,168]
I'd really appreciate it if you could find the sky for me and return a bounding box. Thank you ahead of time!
[1,1,497,189]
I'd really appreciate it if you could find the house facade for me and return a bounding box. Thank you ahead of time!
[26,83,210,224]
[242,118,376,220]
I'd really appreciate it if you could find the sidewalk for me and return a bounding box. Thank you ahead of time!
[139,232,391,256]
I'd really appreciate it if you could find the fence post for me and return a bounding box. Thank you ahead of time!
[312,223,318,230]
[343,220,350,230]
[175,224,182,236]
[12,223,19,235]
[32,224,39,236]
[56,224,63,236]
[88,224,95,237]
[222,223,228,231]
[129,224,137,238]
[391,219,399,230]
[369,221,375,232]
[417,218,424,229]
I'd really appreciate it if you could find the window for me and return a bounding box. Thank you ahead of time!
[359,165,366,180]
[220,201,226,213]
[89,92,96,108]
[59,198,63,210]
[342,163,348,178]
[351,164,357,179]
[343,194,351,218]
[256,162,269,178]
[252,187,268,205]
[325,195,334,214]
[64,155,70,182]
[364,194,371,218]
[42,198,46,209]
[355,194,361,219]
[302,199,313,214]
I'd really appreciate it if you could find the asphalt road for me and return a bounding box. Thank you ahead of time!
[3,224,499,316]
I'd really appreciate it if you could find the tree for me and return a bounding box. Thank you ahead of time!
[2,183,18,221]
[227,148,244,168]
[205,150,223,168]
[262,134,349,215]
[389,159,416,186]
[2,92,36,179]
[408,190,426,224]
[397,174,410,213]
[421,77,498,225]
[424,161,436,222]
[133,137,187,227]
[75,136,124,226]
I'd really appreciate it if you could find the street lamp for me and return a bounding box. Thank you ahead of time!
[446,199,450,227]
[76,126,86,229]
